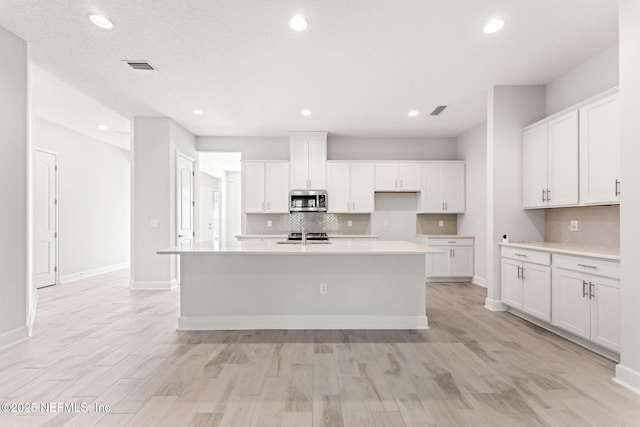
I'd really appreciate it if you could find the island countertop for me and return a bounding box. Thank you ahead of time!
[158,240,442,255]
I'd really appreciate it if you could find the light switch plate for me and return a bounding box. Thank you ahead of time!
[150,219,159,228]
[347,220,353,227]
[267,220,272,227]
[439,220,444,227]
[569,220,578,231]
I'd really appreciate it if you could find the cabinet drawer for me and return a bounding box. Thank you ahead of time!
[501,247,551,266]
[553,254,620,279]
[427,238,473,246]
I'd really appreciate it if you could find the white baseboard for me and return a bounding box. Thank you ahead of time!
[472,276,486,287]
[28,293,39,337]
[178,315,429,330]
[426,277,472,283]
[130,279,178,290]
[484,297,506,311]
[60,262,130,284]
[614,364,640,395]
[0,326,29,352]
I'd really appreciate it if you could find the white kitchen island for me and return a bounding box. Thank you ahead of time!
[158,240,441,330]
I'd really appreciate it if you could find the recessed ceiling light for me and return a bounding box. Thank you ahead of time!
[192,109,204,116]
[408,110,420,117]
[97,123,109,130]
[300,109,311,116]
[289,16,308,31]
[88,14,113,30]
[483,18,505,34]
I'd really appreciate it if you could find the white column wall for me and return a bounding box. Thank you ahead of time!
[0,26,28,349]
[615,0,640,393]
[485,86,546,310]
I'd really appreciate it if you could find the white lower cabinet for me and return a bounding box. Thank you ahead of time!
[501,246,620,354]
[552,264,620,352]
[500,248,551,322]
[417,236,474,280]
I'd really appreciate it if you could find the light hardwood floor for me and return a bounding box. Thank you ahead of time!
[1,269,639,426]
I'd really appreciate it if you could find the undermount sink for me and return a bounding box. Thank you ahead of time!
[276,241,332,245]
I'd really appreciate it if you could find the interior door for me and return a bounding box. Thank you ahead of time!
[199,187,215,243]
[177,154,194,250]
[34,150,57,288]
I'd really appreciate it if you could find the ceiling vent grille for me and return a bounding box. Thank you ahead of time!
[123,60,156,71]
[430,105,447,116]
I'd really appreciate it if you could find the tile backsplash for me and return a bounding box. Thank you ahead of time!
[545,205,619,248]
[416,214,458,235]
[245,213,371,235]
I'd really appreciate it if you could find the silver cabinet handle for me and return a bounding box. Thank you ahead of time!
[400,180,403,189]
[521,267,526,279]
[447,241,456,243]
[546,189,551,201]
[451,248,455,257]
[262,201,265,211]
[577,264,597,269]
[395,179,398,190]
[267,201,270,210]
[515,254,527,257]
[615,179,620,196]
[442,202,445,211]
[517,265,521,279]
[542,189,545,202]
[582,280,588,297]
[589,282,595,299]
[449,248,453,257]
[352,201,355,210]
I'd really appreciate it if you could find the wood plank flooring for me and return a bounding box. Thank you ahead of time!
[1,269,639,426]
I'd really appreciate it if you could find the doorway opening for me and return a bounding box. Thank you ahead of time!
[198,152,242,243]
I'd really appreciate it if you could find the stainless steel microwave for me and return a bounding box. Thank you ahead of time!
[289,190,327,212]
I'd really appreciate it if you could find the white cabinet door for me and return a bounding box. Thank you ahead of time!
[290,138,309,189]
[450,246,473,277]
[350,163,375,213]
[522,123,548,208]
[327,163,351,213]
[552,269,590,340]
[590,276,620,352]
[422,163,444,212]
[375,163,398,191]
[579,93,620,205]
[266,162,289,213]
[443,163,465,213]
[427,247,450,277]
[501,258,523,309]
[522,263,551,322]
[547,111,579,207]
[243,162,266,213]
[398,163,421,191]
[308,138,327,189]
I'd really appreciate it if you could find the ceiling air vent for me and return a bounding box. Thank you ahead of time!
[123,60,156,71]
[430,105,447,116]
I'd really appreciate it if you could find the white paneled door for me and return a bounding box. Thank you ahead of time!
[34,149,57,288]
[177,153,194,250]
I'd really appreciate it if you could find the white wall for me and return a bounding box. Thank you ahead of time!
[34,118,130,280]
[456,122,487,286]
[371,194,420,241]
[485,86,546,310]
[328,137,457,160]
[198,136,289,160]
[545,44,619,116]
[226,172,242,241]
[198,135,458,161]
[616,0,640,393]
[0,26,28,348]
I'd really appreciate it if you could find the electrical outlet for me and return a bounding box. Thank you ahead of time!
[439,220,444,227]
[267,220,272,227]
[320,283,328,295]
[569,220,579,232]
[150,219,159,228]
[347,220,352,227]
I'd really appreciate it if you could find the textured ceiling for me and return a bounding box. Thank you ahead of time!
[0,0,618,138]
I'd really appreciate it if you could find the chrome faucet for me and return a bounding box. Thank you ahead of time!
[301,227,308,245]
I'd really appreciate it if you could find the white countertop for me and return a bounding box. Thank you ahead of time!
[416,234,475,238]
[500,242,620,261]
[158,240,442,255]
[236,234,379,239]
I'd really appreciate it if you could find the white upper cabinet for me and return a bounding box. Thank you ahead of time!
[327,162,374,213]
[579,92,620,205]
[420,162,465,213]
[290,132,327,190]
[242,161,289,213]
[374,163,421,192]
[522,110,578,208]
